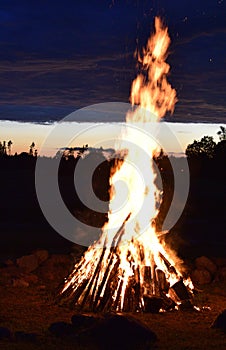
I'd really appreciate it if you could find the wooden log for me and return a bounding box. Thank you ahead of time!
[91,214,132,311]
[98,282,115,313]
[65,278,90,308]
[123,277,136,312]
[143,266,152,284]
[143,295,163,313]
[96,259,121,312]
[112,212,131,247]
[170,279,191,301]
[161,294,176,311]
[92,249,120,311]
[156,268,170,293]
[178,299,194,310]
[133,268,142,311]
[151,255,159,296]
[112,278,124,311]
[158,251,173,271]
[80,247,106,308]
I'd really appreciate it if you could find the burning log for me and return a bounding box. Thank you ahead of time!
[122,278,135,312]
[60,243,193,312]
[96,264,120,312]
[143,296,164,313]
[158,251,177,274]
[151,255,159,296]
[60,279,89,309]
[156,268,170,293]
[60,244,193,312]
[161,295,176,311]
[170,279,191,301]
[92,253,119,312]
[80,247,107,309]
[61,214,132,312]
[92,214,131,312]
[143,266,152,286]
[168,279,193,310]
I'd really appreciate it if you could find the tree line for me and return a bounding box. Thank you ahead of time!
[185,126,226,159]
[0,126,225,160]
[0,141,37,157]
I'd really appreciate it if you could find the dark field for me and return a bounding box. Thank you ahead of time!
[0,149,226,349]
[0,150,225,259]
[0,268,226,349]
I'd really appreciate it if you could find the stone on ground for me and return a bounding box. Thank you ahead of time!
[195,256,217,276]
[211,309,226,332]
[80,313,157,350]
[16,254,39,273]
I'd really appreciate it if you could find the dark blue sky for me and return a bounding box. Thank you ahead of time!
[0,0,226,123]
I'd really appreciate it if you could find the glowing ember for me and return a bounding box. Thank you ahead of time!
[61,17,193,312]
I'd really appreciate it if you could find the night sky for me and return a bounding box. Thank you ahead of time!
[0,0,226,123]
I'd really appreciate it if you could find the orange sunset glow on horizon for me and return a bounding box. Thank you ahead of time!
[0,119,224,158]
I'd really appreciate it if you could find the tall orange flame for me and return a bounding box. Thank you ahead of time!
[61,17,193,312]
[128,17,177,122]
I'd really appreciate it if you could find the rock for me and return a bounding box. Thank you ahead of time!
[216,267,226,282]
[33,250,49,264]
[211,309,226,332]
[37,254,73,284]
[4,259,14,266]
[38,285,46,291]
[191,268,212,285]
[51,313,156,349]
[49,254,73,266]
[23,273,39,284]
[212,257,226,268]
[0,326,12,340]
[0,266,22,285]
[12,278,29,287]
[0,266,38,286]
[14,331,38,342]
[81,314,157,350]
[195,256,217,276]
[48,322,76,338]
[71,314,96,329]
[38,269,55,282]
[16,254,39,273]
[211,286,226,296]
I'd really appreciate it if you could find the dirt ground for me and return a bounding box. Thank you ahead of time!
[0,273,226,350]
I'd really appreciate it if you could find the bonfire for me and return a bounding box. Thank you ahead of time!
[61,17,194,313]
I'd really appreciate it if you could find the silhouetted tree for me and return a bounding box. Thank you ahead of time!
[7,140,13,156]
[0,141,7,156]
[29,142,35,156]
[79,144,89,157]
[54,150,63,159]
[215,139,226,159]
[185,136,216,159]
[3,141,6,155]
[217,126,226,141]
[63,149,70,160]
